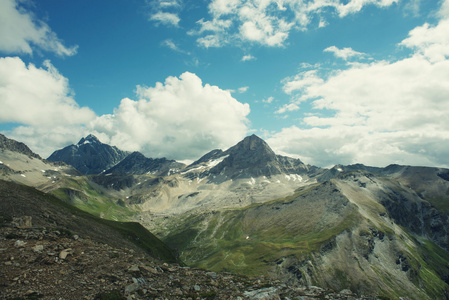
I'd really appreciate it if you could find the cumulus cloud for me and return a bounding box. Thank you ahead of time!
[270,1,449,168]
[0,57,95,127]
[90,72,250,160]
[0,0,77,56]
[0,57,96,156]
[191,0,399,48]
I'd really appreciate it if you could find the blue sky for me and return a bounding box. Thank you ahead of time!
[1,0,448,168]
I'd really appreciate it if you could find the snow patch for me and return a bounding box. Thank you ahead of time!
[182,155,229,175]
[247,177,256,185]
[337,168,343,172]
[0,161,3,164]
[207,155,229,168]
[20,174,26,177]
[285,174,303,182]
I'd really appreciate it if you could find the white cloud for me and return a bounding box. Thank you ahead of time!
[150,12,180,26]
[324,46,366,61]
[5,125,91,159]
[272,2,449,168]
[0,0,77,56]
[197,34,224,48]
[242,54,256,61]
[0,57,96,157]
[238,86,249,93]
[161,39,189,54]
[400,20,449,63]
[90,72,250,160]
[262,96,274,104]
[191,0,399,48]
[336,0,399,17]
[275,103,300,114]
[0,57,95,127]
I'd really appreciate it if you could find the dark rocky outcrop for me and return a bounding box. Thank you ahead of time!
[105,151,185,176]
[47,134,130,175]
[0,133,41,159]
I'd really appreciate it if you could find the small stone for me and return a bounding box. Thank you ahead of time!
[59,248,73,259]
[128,265,140,272]
[339,289,353,295]
[125,282,139,294]
[194,285,201,291]
[15,240,26,247]
[73,235,79,240]
[206,271,218,279]
[33,245,44,252]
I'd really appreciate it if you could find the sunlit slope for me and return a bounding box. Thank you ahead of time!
[160,173,449,299]
[0,149,137,221]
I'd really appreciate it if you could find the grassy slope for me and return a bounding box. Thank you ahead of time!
[162,180,449,299]
[48,176,137,221]
[0,179,180,264]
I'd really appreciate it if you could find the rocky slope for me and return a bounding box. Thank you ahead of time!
[154,171,449,299]
[0,180,367,299]
[105,151,185,176]
[47,134,130,175]
[0,133,42,160]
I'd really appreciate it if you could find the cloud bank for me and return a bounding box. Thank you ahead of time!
[269,1,449,167]
[189,0,399,48]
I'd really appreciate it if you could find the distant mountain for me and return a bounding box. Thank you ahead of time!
[185,134,323,179]
[0,133,41,159]
[47,134,130,175]
[105,151,185,176]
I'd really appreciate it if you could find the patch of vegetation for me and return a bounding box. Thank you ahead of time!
[94,290,125,300]
[49,177,135,221]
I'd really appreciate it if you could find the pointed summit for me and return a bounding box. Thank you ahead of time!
[77,134,101,146]
[186,135,314,179]
[48,135,129,174]
[227,134,274,154]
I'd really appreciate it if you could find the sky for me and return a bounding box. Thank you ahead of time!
[0,0,448,168]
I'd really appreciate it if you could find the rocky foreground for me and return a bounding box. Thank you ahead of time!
[1,217,370,300]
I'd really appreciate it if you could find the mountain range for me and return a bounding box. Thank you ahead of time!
[1,132,449,299]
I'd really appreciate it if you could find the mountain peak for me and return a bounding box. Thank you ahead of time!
[227,134,273,154]
[77,134,100,145]
[48,135,129,174]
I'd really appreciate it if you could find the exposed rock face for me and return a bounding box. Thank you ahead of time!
[47,134,130,174]
[105,151,185,176]
[0,133,41,159]
[186,134,323,179]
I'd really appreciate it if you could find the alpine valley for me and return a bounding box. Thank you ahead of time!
[1,133,449,299]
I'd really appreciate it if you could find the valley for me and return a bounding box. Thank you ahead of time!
[1,133,449,299]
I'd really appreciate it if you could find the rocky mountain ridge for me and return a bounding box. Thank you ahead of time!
[47,134,130,175]
[184,134,322,180]
[106,151,186,176]
[0,133,42,160]
[1,133,449,299]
